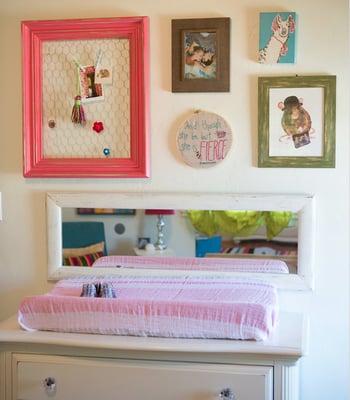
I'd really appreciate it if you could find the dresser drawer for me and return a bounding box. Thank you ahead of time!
[12,354,273,400]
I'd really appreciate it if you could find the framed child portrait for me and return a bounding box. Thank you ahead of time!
[258,75,336,168]
[22,17,150,178]
[172,18,230,92]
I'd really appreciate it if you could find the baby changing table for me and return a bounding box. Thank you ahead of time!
[0,312,307,400]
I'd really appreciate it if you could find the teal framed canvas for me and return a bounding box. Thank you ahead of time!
[259,12,297,64]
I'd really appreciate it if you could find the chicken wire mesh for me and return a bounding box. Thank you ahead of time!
[42,38,130,159]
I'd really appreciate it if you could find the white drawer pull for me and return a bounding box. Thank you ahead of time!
[43,377,56,396]
[219,388,235,400]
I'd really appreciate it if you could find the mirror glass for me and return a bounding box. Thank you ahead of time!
[61,208,298,274]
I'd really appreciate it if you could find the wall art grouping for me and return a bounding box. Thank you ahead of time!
[21,14,336,179]
[170,15,335,169]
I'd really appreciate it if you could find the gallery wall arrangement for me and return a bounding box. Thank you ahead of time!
[171,14,335,169]
[21,12,336,178]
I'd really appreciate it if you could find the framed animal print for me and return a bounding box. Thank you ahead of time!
[22,17,150,178]
[172,18,230,92]
[258,76,336,168]
[259,12,297,64]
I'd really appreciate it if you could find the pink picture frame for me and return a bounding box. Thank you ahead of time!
[22,17,150,178]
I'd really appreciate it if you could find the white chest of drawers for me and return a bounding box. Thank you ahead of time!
[14,354,273,400]
[0,313,306,400]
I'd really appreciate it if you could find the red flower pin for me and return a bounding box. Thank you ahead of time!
[92,121,104,133]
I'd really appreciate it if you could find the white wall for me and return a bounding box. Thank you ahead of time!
[0,1,348,399]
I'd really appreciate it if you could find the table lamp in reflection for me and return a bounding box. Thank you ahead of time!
[145,209,175,250]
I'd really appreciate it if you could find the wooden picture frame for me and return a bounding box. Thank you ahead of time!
[172,18,230,92]
[258,75,336,168]
[22,17,150,178]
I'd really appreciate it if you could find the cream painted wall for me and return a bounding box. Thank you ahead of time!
[0,0,349,399]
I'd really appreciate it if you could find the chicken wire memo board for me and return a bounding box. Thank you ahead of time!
[22,17,150,178]
[43,39,130,159]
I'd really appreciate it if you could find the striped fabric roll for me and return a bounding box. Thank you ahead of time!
[63,251,104,267]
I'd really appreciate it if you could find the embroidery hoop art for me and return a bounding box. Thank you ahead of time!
[176,111,233,168]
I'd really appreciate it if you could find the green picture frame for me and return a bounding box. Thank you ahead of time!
[258,75,336,168]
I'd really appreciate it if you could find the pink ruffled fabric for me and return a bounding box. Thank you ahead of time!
[18,276,278,341]
[92,255,289,274]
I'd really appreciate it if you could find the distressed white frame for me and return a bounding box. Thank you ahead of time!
[47,192,315,291]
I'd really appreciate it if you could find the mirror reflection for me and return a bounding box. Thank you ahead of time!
[62,208,298,274]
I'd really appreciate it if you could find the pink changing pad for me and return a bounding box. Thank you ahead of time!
[93,255,289,274]
[18,276,278,341]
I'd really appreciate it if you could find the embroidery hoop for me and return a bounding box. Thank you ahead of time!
[176,110,233,168]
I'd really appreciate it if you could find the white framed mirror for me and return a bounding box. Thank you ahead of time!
[47,192,315,291]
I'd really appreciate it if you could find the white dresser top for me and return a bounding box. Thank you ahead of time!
[0,312,307,359]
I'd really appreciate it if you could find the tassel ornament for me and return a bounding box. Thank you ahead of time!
[71,95,86,125]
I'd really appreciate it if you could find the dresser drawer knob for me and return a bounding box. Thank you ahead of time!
[43,377,56,395]
[219,388,235,400]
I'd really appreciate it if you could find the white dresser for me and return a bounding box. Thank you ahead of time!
[0,313,307,400]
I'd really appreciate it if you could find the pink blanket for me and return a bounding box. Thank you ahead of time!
[93,255,289,274]
[18,276,278,341]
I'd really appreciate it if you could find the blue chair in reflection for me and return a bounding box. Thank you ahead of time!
[62,222,107,255]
